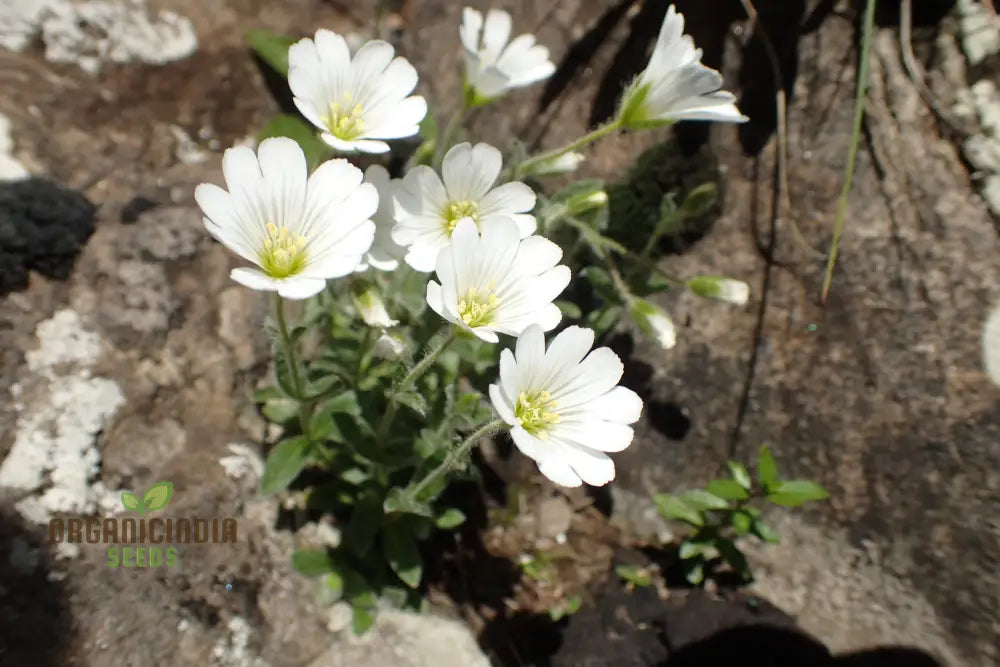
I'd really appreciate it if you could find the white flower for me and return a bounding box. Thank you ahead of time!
[460,7,556,104]
[357,164,406,272]
[288,30,427,153]
[984,301,1000,386]
[687,276,750,305]
[489,325,643,487]
[393,142,537,272]
[194,137,376,299]
[618,5,747,128]
[629,299,676,350]
[426,218,569,343]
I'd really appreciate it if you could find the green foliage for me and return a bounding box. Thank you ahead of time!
[258,114,331,170]
[653,445,828,586]
[247,29,296,76]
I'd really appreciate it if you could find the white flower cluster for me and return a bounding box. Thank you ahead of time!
[195,5,746,486]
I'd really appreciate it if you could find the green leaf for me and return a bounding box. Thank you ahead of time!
[291,549,334,577]
[615,564,651,587]
[260,436,310,495]
[586,304,623,336]
[706,479,749,501]
[549,595,582,621]
[304,374,341,400]
[396,391,428,418]
[683,559,705,586]
[756,445,779,491]
[382,521,423,589]
[246,29,295,76]
[345,494,382,557]
[435,508,466,529]
[555,300,582,320]
[262,398,299,424]
[121,491,141,512]
[580,266,616,300]
[383,488,434,518]
[351,604,376,634]
[716,538,752,582]
[754,520,780,544]
[731,510,753,535]
[258,114,329,170]
[727,461,752,490]
[550,179,606,205]
[679,540,717,561]
[679,182,718,219]
[324,571,344,598]
[340,467,370,486]
[653,494,703,526]
[142,481,174,512]
[273,343,301,399]
[681,489,729,511]
[253,386,286,403]
[767,480,829,507]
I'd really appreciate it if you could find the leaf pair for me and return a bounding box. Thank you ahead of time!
[121,481,174,515]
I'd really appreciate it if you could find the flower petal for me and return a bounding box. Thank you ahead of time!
[479,181,536,217]
[489,383,517,425]
[442,142,502,201]
[537,456,583,488]
[257,137,307,234]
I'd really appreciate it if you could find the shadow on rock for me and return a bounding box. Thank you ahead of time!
[0,507,73,666]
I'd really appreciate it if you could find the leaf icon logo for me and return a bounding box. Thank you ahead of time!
[120,481,174,515]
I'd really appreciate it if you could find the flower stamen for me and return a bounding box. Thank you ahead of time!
[326,95,366,140]
[515,389,561,438]
[260,222,308,278]
[442,200,479,234]
[456,286,500,327]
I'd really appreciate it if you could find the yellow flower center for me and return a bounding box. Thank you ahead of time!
[515,390,561,438]
[326,94,366,140]
[260,223,308,278]
[456,286,500,328]
[442,200,479,234]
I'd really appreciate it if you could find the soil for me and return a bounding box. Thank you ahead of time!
[1,0,998,665]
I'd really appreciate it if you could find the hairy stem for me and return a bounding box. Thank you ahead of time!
[409,418,506,500]
[513,120,621,179]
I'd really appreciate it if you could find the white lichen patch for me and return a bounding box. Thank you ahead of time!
[219,443,264,481]
[212,616,269,667]
[984,301,1000,386]
[956,0,1000,66]
[0,112,29,181]
[0,0,197,74]
[0,309,124,525]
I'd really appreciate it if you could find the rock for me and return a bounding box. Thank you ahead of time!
[305,608,491,667]
[0,178,96,295]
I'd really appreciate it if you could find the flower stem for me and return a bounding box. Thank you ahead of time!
[376,326,457,445]
[409,418,506,500]
[434,103,469,170]
[513,120,621,179]
[274,294,311,438]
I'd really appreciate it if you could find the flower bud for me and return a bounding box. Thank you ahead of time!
[374,333,406,359]
[687,276,749,305]
[528,151,585,177]
[351,283,397,328]
[566,189,609,217]
[629,298,676,350]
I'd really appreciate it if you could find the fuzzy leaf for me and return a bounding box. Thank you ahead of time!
[756,445,779,491]
[382,521,423,589]
[260,436,310,495]
[706,479,749,501]
[653,494,703,526]
[291,550,334,577]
